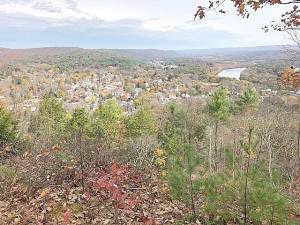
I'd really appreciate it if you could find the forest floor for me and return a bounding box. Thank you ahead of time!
[0,150,300,225]
[0,160,190,225]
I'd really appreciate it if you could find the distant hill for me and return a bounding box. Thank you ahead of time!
[175,45,292,60]
[0,45,293,65]
[0,47,82,64]
[0,47,175,64]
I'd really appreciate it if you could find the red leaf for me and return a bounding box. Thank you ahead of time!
[116,202,129,209]
[111,188,124,202]
[82,191,91,201]
[62,210,72,224]
[138,216,157,225]
[131,175,142,183]
[95,176,113,191]
[126,198,138,208]
[111,162,128,178]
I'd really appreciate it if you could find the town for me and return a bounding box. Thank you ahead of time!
[0,49,299,118]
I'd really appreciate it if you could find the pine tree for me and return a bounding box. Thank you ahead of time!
[208,88,231,170]
[67,108,89,191]
[163,103,206,221]
[167,144,202,220]
[237,87,259,113]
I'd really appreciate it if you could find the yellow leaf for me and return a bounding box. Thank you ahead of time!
[155,148,165,157]
[249,149,256,160]
[39,188,50,198]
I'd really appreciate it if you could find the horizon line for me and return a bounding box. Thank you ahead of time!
[0,44,294,51]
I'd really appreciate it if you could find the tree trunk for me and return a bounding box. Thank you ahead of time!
[79,129,85,192]
[267,134,273,182]
[297,121,300,165]
[214,121,218,170]
[244,127,253,225]
[209,127,213,173]
[233,130,236,180]
[189,171,196,220]
[244,156,250,225]
[256,133,263,163]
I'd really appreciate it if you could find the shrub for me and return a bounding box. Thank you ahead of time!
[0,164,28,195]
[125,135,158,168]
[0,106,17,148]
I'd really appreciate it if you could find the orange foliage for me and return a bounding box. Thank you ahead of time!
[281,67,300,89]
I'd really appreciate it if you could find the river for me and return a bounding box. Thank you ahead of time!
[217,68,246,80]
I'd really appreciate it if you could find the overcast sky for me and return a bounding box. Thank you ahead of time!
[0,0,292,49]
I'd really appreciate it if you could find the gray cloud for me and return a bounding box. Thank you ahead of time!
[1,0,32,3]
[64,0,78,11]
[32,1,62,13]
[0,11,242,49]
[0,1,285,49]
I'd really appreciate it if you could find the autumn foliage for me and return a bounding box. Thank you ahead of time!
[91,162,158,224]
[195,0,300,31]
[281,66,300,89]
